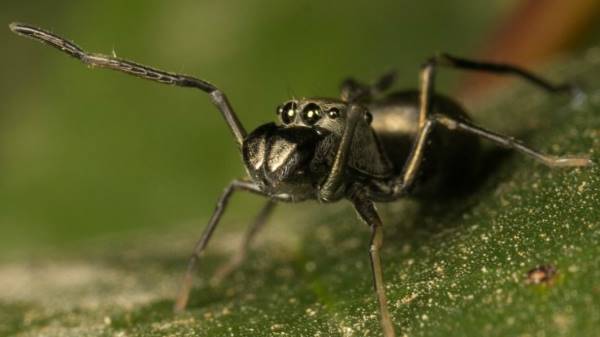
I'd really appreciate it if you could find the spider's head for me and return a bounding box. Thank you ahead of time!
[274,98,355,136]
[241,98,366,194]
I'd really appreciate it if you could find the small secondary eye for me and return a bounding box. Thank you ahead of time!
[327,108,340,119]
[302,103,322,125]
[278,102,297,124]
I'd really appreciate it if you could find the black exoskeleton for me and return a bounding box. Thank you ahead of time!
[10,22,591,337]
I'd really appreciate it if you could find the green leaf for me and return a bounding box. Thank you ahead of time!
[2,57,600,337]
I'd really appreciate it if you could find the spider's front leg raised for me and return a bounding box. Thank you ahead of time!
[9,22,246,147]
[8,22,290,313]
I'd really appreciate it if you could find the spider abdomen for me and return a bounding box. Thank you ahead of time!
[369,90,482,195]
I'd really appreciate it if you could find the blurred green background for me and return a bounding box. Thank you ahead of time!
[0,1,595,256]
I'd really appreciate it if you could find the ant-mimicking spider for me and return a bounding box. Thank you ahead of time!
[9,22,592,337]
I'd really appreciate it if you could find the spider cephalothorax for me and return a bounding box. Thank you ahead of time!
[242,99,384,198]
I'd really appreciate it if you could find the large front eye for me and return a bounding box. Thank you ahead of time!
[301,103,322,125]
[278,102,297,124]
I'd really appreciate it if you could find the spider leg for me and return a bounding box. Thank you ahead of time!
[433,114,592,167]
[392,56,591,197]
[210,200,276,286]
[430,53,576,95]
[174,179,272,312]
[372,70,398,94]
[340,70,397,102]
[351,190,396,337]
[318,105,364,201]
[394,60,438,192]
[9,22,246,147]
[390,112,591,199]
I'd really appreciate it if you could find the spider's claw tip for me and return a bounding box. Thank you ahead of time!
[571,157,594,167]
[9,22,29,35]
[8,22,20,32]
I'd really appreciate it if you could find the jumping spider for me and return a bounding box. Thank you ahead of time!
[10,22,591,337]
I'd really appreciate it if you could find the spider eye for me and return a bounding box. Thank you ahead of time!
[327,108,340,119]
[301,103,322,125]
[278,102,297,124]
[364,111,373,124]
